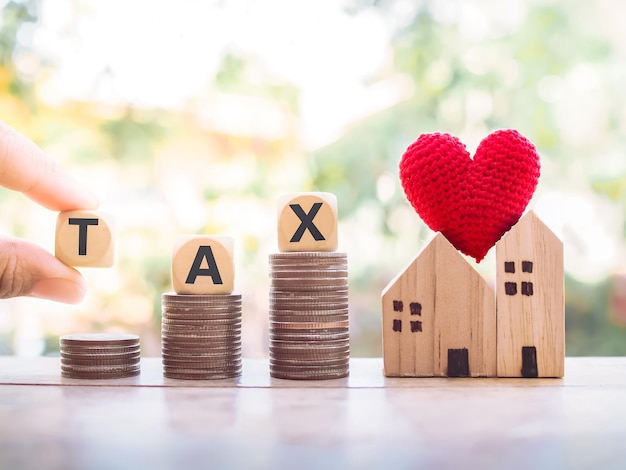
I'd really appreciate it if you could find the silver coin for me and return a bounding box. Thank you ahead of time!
[162,299,242,306]
[270,301,349,312]
[163,370,241,380]
[61,360,141,369]
[270,262,347,271]
[161,337,241,347]
[270,287,348,296]
[163,299,242,306]
[61,353,140,364]
[162,310,242,320]
[269,350,350,360]
[270,269,347,279]
[162,365,242,375]
[60,344,141,355]
[162,359,241,369]
[271,277,347,287]
[161,346,241,356]
[161,331,241,340]
[161,334,241,343]
[270,340,350,350]
[270,351,349,362]
[270,314,349,324]
[62,369,141,380]
[270,256,347,264]
[270,320,349,329]
[270,251,346,259]
[60,350,140,358]
[270,307,349,316]
[162,322,241,332]
[269,367,348,380]
[269,332,350,342]
[162,292,242,302]
[270,357,349,368]
[270,304,349,313]
[162,319,241,328]
[60,333,139,347]
[270,283,345,293]
[269,295,348,305]
[162,350,241,359]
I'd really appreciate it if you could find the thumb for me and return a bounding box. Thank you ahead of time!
[0,236,86,304]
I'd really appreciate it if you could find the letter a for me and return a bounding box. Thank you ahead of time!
[185,245,223,285]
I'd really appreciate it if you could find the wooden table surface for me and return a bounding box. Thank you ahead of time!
[1,357,625,470]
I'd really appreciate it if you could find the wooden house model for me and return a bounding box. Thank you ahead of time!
[495,211,564,377]
[382,233,496,377]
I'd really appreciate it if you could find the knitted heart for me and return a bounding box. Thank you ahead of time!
[399,130,540,262]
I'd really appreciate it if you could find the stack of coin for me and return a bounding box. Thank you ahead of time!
[161,293,242,379]
[60,333,140,379]
[269,252,349,379]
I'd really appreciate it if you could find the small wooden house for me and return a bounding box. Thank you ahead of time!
[495,211,564,377]
[382,233,496,377]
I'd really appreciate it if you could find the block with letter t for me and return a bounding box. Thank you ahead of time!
[55,210,115,267]
[172,235,234,295]
[277,192,338,252]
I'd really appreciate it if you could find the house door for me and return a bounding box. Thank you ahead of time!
[447,348,469,377]
[521,346,538,377]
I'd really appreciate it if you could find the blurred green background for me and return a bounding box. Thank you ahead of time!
[1,0,626,357]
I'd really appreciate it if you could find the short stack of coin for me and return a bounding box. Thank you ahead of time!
[269,252,349,379]
[161,293,242,380]
[60,333,140,379]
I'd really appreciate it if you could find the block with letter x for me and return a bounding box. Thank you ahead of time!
[172,235,234,294]
[277,192,338,252]
[55,210,115,267]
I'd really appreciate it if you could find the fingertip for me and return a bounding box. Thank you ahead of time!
[29,276,87,304]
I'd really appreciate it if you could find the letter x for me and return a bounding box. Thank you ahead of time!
[289,203,325,242]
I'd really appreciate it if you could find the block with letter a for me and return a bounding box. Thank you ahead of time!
[55,210,115,267]
[277,192,338,252]
[172,235,234,295]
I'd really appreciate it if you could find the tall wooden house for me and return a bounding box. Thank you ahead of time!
[382,234,496,377]
[495,211,564,377]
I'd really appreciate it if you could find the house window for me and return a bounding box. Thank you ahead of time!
[505,282,517,295]
[390,300,423,333]
[521,282,534,296]
[522,261,533,273]
[503,260,534,297]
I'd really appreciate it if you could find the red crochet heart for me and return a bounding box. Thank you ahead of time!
[399,130,540,262]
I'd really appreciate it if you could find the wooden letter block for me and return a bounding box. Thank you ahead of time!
[496,211,564,378]
[277,192,337,252]
[172,235,234,295]
[382,233,496,377]
[55,210,114,267]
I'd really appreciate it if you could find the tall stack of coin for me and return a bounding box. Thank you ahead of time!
[161,293,242,379]
[162,235,242,380]
[60,333,140,379]
[271,192,349,380]
[269,252,349,379]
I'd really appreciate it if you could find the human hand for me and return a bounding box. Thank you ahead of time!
[0,121,99,303]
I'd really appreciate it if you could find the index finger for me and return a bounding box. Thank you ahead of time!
[0,120,99,211]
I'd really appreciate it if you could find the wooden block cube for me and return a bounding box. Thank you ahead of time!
[55,210,114,267]
[172,235,234,295]
[277,192,338,252]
